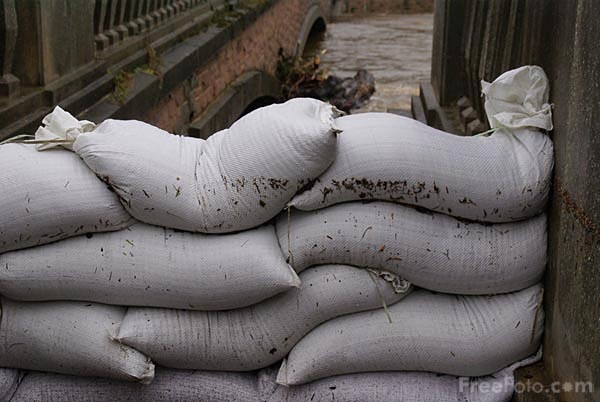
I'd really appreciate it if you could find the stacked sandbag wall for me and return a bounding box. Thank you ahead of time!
[0,66,552,401]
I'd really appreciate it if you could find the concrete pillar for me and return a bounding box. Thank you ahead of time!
[541,1,600,401]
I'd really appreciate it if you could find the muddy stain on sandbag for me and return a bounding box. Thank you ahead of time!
[314,176,525,221]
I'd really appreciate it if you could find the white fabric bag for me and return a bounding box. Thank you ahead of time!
[10,369,256,402]
[117,265,410,371]
[0,144,132,254]
[264,351,541,402]
[289,112,553,222]
[9,352,541,402]
[481,66,553,130]
[277,284,544,385]
[0,223,299,310]
[35,98,339,233]
[290,66,554,222]
[277,201,546,294]
[0,298,154,383]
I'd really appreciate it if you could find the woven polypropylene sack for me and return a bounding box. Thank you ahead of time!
[10,369,257,402]
[263,351,541,402]
[289,112,553,222]
[0,298,154,383]
[0,144,132,254]
[36,98,339,233]
[481,66,553,131]
[277,284,544,385]
[117,265,410,371]
[266,371,513,402]
[0,223,298,310]
[277,201,546,294]
[8,352,541,402]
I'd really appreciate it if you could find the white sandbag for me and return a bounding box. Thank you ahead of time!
[10,352,541,402]
[0,223,298,310]
[481,66,553,131]
[0,144,132,254]
[277,284,544,385]
[263,351,541,402]
[290,67,554,222]
[117,265,410,371]
[277,201,546,294]
[10,369,257,402]
[0,368,20,402]
[35,99,339,233]
[267,371,512,402]
[0,298,154,383]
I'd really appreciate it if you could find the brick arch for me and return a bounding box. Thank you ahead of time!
[295,2,328,57]
[188,71,280,139]
[239,95,280,118]
[145,0,334,134]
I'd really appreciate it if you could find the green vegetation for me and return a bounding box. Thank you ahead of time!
[110,45,162,105]
[111,70,135,105]
[110,0,271,104]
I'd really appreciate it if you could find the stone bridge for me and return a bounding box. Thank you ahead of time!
[0,0,333,140]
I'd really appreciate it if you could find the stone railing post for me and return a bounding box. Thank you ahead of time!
[95,0,111,50]
[12,0,95,86]
[0,0,19,99]
[115,0,130,41]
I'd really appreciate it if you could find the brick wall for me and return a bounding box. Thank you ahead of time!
[338,0,434,14]
[145,0,327,133]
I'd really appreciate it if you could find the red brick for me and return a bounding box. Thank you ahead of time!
[144,0,318,132]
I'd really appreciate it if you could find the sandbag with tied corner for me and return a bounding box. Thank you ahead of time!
[290,66,554,223]
[34,98,339,233]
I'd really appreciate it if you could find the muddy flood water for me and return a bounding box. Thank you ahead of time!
[305,13,433,113]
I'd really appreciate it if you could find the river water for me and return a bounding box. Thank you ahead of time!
[304,14,433,113]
